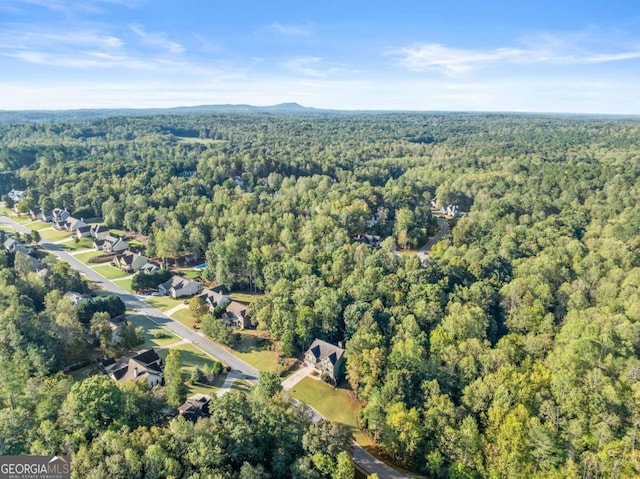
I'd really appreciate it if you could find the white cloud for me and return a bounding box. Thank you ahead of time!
[281,56,344,77]
[131,25,184,54]
[390,34,640,75]
[266,22,312,37]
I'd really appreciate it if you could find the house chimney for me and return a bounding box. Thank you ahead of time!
[338,341,343,349]
[133,367,139,377]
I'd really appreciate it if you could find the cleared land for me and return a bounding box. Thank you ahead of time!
[92,263,130,280]
[144,296,185,312]
[127,314,180,349]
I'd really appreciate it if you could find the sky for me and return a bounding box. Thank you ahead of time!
[1,0,640,113]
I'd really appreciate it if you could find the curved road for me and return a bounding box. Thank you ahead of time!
[2,216,409,478]
[417,217,450,260]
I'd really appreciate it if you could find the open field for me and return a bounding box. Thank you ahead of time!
[290,377,373,447]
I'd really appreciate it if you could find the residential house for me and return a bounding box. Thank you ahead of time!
[304,339,345,384]
[15,250,41,272]
[63,291,88,305]
[40,211,53,222]
[158,276,202,298]
[76,225,91,239]
[177,394,211,421]
[222,301,250,329]
[107,349,163,387]
[4,238,32,255]
[90,224,110,240]
[29,207,41,220]
[52,208,70,224]
[94,234,128,253]
[139,262,160,274]
[199,287,231,312]
[60,217,88,233]
[113,251,153,273]
[8,189,25,203]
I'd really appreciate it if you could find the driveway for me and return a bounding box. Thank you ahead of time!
[281,364,312,391]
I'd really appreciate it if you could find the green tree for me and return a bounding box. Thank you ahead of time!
[164,349,186,407]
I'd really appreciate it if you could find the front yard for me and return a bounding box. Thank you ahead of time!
[127,314,180,349]
[74,250,104,264]
[39,227,71,241]
[92,263,130,279]
[144,295,186,312]
[290,377,373,448]
[229,331,281,373]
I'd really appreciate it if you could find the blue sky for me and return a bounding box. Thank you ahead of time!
[1,0,640,113]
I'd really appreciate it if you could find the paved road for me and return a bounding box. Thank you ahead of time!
[0,216,259,380]
[4,216,408,478]
[417,217,450,261]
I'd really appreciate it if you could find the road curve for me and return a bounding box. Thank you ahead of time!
[417,217,450,260]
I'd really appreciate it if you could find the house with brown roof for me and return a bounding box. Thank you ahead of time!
[113,251,156,273]
[222,301,250,329]
[304,339,345,384]
[107,349,163,387]
[199,287,231,311]
[177,393,211,421]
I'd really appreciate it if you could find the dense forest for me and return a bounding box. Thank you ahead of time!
[2,111,640,477]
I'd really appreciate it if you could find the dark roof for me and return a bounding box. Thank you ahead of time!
[77,225,91,233]
[211,285,230,295]
[307,339,345,366]
[133,349,161,365]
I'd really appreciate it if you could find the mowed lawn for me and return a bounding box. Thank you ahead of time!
[113,277,133,292]
[171,308,195,328]
[57,237,94,251]
[74,250,103,264]
[127,314,180,349]
[39,228,72,241]
[229,332,279,373]
[230,292,265,304]
[92,263,130,280]
[25,220,51,231]
[144,296,185,312]
[290,377,373,447]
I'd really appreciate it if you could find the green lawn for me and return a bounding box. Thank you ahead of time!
[290,377,373,447]
[9,215,33,225]
[229,332,279,373]
[57,237,94,251]
[144,296,185,312]
[127,314,180,349]
[180,269,201,280]
[171,308,195,328]
[230,292,265,304]
[113,277,133,292]
[93,264,130,279]
[158,343,221,378]
[108,228,127,237]
[39,228,71,241]
[67,363,100,381]
[230,379,253,394]
[74,250,103,264]
[26,220,51,231]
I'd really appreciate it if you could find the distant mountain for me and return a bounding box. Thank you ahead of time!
[0,102,327,124]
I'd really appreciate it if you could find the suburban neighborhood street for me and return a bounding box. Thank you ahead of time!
[1,215,409,478]
[0,216,259,379]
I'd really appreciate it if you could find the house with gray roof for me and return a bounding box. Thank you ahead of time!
[304,339,345,384]
[158,276,202,298]
[107,349,163,387]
